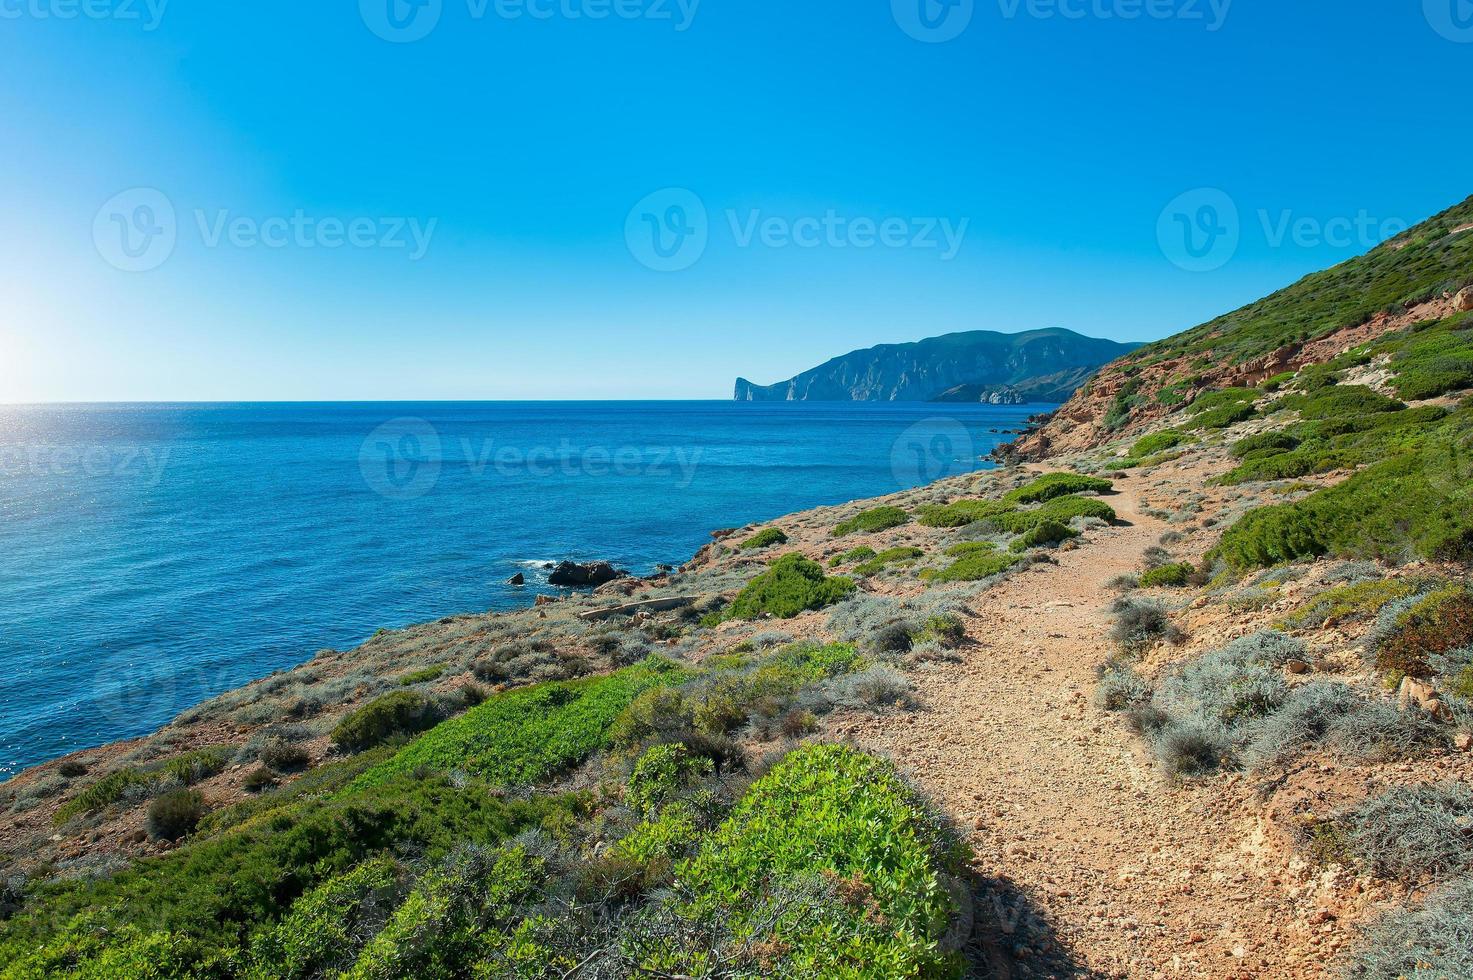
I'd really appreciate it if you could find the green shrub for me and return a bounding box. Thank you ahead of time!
[1389,317,1473,400]
[357,657,687,788]
[626,744,714,818]
[741,527,789,550]
[672,745,965,977]
[159,747,230,786]
[146,790,206,841]
[53,767,151,825]
[1276,384,1404,420]
[1186,403,1255,430]
[930,549,1020,583]
[944,541,996,557]
[1004,472,1112,503]
[724,554,856,620]
[398,666,444,686]
[915,498,1016,528]
[832,506,910,537]
[247,857,404,979]
[828,546,876,567]
[330,690,440,752]
[258,738,310,772]
[853,546,924,576]
[1110,598,1182,652]
[1214,415,1473,568]
[1130,430,1191,457]
[1139,563,1193,588]
[1231,431,1300,458]
[1278,578,1415,630]
[1008,520,1077,552]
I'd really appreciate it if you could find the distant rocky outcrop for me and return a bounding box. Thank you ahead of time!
[733,328,1139,404]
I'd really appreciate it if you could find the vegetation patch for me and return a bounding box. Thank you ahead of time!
[354,656,687,789]
[1277,578,1416,630]
[1342,783,1473,883]
[1004,472,1112,504]
[832,506,910,537]
[1139,563,1194,588]
[330,689,441,752]
[853,546,925,576]
[1130,429,1191,458]
[1372,584,1473,679]
[1009,519,1077,552]
[829,545,877,568]
[741,527,790,550]
[929,549,1020,584]
[674,744,966,978]
[916,498,1016,528]
[723,554,856,620]
[1345,876,1473,980]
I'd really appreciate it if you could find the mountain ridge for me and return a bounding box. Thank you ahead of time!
[733,327,1141,403]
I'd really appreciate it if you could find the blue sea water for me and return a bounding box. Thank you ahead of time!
[0,401,1044,779]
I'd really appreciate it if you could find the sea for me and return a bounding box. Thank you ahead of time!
[0,401,1046,779]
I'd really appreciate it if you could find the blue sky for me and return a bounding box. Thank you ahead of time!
[3,1,1472,401]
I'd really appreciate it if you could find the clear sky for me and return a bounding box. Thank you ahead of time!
[3,1,1472,401]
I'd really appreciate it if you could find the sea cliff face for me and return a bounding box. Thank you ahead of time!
[733,327,1139,402]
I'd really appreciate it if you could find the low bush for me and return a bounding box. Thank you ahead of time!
[1187,387,1258,416]
[358,656,687,787]
[146,790,206,841]
[1277,578,1416,630]
[52,767,151,825]
[1110,598,1183,653]
[1008,519,1077,552]
[626,744,715,818]
[673,745,965,977]
[1139,563,1193,588]
[724,554,856,620]
[825,667,914,711]
[330,690,441,752]
[246,857,405,979]
[1185,403,1256,430]
[829,545,876,568]
[741,527,789,550]
[1373,585,1473,679]
[915,498,1015,528]
[1152,719,1229,776]
[398,666,444,685]
[1097,661,1151,711]
[1004,472,1112,504]
[1276,384,1404,420]
[929,549,1019,584]
[1130,429,1191,457]
[1230,431,1301,458]
[832,506,910,537]
[853,546,925,576]
[1344,783,1473,882]
[1344,876,1473,980]
[259,737,311,772]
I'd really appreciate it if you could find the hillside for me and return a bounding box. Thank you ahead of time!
[733,327,1139,403]
[3,196,1473,978]
[1008,194,1473,459]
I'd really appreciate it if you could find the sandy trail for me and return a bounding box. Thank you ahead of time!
[845,474,1329,979]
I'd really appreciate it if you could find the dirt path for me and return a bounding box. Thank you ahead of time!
[844,474,1334,979]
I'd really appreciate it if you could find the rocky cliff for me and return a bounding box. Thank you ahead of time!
[733,328,1140,403]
